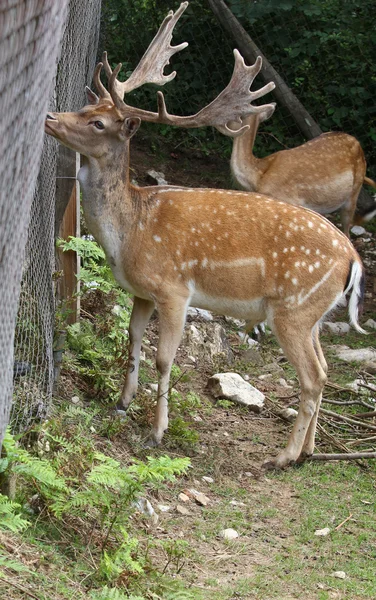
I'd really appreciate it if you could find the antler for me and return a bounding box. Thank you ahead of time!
[106,50,275,137]
[102,2,188,98]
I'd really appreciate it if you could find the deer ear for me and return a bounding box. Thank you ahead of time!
[259,103,276,123]
[86,86,99,105]
[123,117,141,139]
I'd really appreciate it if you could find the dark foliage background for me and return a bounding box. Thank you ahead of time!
[101,0,375,172]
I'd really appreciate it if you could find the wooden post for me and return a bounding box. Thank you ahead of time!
[56,149,80,324]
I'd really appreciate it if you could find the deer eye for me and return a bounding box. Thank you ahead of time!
[93,121,104,130]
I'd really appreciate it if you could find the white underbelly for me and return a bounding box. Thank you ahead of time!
[190,287,266,321]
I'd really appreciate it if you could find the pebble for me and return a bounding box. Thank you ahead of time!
[220,528,239,540]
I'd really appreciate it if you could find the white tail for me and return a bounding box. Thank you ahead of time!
[45,3,365,469]
[230,110,376,237]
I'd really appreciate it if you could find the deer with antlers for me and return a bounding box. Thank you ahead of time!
[230,108,376,237]
[45,3,366,469]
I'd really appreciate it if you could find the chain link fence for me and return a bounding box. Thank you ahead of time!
[1,0,102,439]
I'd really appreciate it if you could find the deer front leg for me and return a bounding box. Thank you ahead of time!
[148,295,189,446]
[117,296,155,412]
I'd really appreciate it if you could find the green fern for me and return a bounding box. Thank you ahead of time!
[0,494,29,532]
[89,587,145,600]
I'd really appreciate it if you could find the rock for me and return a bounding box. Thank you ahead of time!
[258,373,272,381]
[186,307,213,321]
[202,476,214,484]
[176,505,190,516]
[351,225,367,236]
[185,488,210,506]
[230,500,245,506]
[146,169,168,186]
[364,318,376,330]
[280,408,298,422]
[241,347,264,366]
[220,528,239,540]
[134,498,158,525]
[331,571,346,579]
[334,346,376,364]
[277,378,293,389]
[238,331,259,347]
[347,379,376,393]
[187,355,196,364]
[322,322,351,335]
[263,361,284,374]
[178,492,190,503]
[157,504,171,512]
[363,361,376,375]
[71,395,80,404]
[184,323,233,363]
[208,373,265,412]
[315,527,331,537]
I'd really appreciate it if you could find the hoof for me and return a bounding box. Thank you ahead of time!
[262,457,295,471]
[142,436,160,449]
[296,451,312,464]
[114,408,128,422]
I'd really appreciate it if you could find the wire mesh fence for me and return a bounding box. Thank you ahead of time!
[9,0,102,435]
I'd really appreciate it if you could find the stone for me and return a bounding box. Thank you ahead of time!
[208,373,265,412]
[178,492,190,503]
[331,571,346,579]
[146,169,168,186]
[322,322,351,335]
[186,307,213,321]
[238,331,259,347]
[364,319,376,330]
[184,323,233,362]
[351,225,367,236]
[280,408,298,422]
[220,528,239,540]
[202,476,214,484]
[241,347,264,366]
[363,361,376,375]
[71,395,80,404]
[185,488,210,506]
[334,346,376,364]
[157,504,171,512]
[134,498,158,525]
[315,527,331,537]
[176,505,190,516]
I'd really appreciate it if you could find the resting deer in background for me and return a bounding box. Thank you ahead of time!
[230,108,376,237]
[45,3,366,469]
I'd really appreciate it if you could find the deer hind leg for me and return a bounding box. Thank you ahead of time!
[299,325,328,460]
[118,296,155,411]
[264,318,327,470]
[148,295,189,446]
[340,181,362,237]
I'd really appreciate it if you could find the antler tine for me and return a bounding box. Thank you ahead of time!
[93,62,111,99]
[104,2,189,101]
[130,50,275,138]
[108,63,126,110]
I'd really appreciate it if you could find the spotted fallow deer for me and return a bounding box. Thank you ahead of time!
[230,108,376,237]
[45,3,366,469]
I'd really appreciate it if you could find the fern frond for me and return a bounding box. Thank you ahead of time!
[0,495,29,532]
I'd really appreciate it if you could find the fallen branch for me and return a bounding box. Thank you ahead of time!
[0,577,40,600]
[335,513,353,530]
[346,435,376,447]
[320,408,376,432]
[353,411,376,419]
[322,397,375,410]
[309,452,376,462]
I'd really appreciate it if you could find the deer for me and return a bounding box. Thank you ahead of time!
[230,108,376,237]
[45,2,366,469]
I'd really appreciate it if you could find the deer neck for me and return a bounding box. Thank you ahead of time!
[230,114,263,191]
[77,142,137,257]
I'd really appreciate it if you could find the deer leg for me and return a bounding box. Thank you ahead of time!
[148,296,189,446]
[340,185,361,237]
[264,321,327,470]
[298,325,328,460]
[117,296,155,411]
